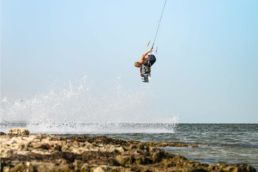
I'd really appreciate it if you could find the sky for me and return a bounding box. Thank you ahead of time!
[1,0,258,123]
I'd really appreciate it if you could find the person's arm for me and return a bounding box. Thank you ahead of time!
[140,47,153,62]
[142,48,153,58]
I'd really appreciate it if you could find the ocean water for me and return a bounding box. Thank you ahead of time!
[0,123,257,169]
[108,124,258,170]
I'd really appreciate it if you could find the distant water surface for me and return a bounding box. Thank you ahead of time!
[108,124,258,170]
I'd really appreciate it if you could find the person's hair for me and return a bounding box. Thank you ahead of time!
[134,62,141,67]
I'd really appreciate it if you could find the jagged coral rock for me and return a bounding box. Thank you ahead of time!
[8,128,30,136]
[0,128,256,172]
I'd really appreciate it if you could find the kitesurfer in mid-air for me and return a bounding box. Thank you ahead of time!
[134,47,156,82]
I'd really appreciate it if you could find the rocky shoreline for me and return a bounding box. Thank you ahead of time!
[0,128,256,172]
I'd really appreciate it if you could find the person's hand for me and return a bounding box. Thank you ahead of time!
[148,47,153,53]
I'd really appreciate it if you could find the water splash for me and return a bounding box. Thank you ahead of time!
[0,77,177,133]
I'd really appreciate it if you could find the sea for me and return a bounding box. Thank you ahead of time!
[0,122,257,169]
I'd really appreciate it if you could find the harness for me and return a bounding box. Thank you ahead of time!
[140,63,151,75]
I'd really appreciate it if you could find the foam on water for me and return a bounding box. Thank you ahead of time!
[0,122,177,134]
[0,77,177,133]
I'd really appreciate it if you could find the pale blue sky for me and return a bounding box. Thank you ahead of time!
[1,0,258,123]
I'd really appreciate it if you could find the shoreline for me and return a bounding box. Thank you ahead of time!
[0,128,256,172]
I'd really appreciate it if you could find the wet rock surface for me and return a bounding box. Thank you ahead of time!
[0,128,256,172]
[7,128,30,136]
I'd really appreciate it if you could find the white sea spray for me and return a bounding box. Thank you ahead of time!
[0,77,177,133]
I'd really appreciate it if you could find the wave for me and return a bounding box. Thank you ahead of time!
[0,76,177,133]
